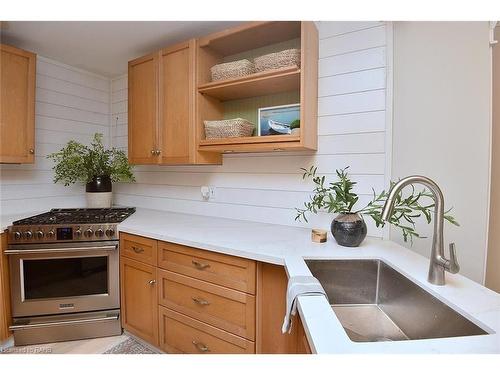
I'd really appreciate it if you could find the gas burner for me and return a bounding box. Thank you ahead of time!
[13,207,136,225]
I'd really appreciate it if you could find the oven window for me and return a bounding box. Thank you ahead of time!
[23,256,108,300]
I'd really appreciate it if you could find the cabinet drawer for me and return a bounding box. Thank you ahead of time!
[158,269,255,340]
[159,306,255,354]
[157,241,256,294]
[120,232,157,265]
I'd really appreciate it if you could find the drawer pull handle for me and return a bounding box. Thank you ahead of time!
[192,340,209,352]
[192,297,210,306]
[148,279,156,285]
[131,246,144,253]
[192,260,210,270]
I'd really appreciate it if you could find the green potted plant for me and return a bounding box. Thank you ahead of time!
[295,166,459,247]
[47,133,135,208]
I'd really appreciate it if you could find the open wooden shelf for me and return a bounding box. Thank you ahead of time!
[200,135,300,146]
[198,21,301,56]
[198,66,301,101]
[199,135,304,153]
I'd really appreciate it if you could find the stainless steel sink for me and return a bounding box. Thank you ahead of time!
[305,259,489,342]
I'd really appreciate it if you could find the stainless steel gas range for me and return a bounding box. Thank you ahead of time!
[6,207,135,345]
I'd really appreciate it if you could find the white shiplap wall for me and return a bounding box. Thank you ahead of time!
[110,21,390,236]
[0,57,111,216]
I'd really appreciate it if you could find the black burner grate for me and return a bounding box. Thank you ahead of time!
[13,207,136,225]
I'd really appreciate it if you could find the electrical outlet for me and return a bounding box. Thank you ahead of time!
[201,186,216,201]
[201,186,210,201]
[208,186,216,201]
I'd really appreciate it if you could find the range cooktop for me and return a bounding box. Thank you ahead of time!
[13,207,136,225]
[8,207,136,244]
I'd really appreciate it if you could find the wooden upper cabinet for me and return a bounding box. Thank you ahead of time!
[128,40,221,165]
[158,41,192,164]
[0,44,36,164]
[128,52,158,165]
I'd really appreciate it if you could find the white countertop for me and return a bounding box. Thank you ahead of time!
[2,208,498,353]
[118,208,500,354]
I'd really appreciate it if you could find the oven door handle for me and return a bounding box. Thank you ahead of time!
[9,314,119,331]
[4,245,117,255]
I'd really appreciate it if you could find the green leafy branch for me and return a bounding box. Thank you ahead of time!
[295,166,459,244]
[47,133,135,186]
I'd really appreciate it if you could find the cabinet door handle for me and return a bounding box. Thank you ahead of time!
[148,279,156,285]
[29,148,34,154]
[131,246,144,253]
[192,260,210,270]
[151,149,156,155]
[192,340,209,352]
[192,297,210,306]
[155,149,161,155]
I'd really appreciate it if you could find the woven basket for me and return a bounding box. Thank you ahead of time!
[254,49,301,72]
[210,59,255,82]
[204,118,255,139]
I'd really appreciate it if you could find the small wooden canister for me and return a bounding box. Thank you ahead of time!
[311,229,327,243]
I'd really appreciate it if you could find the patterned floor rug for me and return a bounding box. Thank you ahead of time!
[103,337,158,354]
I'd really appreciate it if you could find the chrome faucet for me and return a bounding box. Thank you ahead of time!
[381,175,460,285]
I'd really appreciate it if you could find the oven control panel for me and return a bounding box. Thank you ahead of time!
[7,224,119,244]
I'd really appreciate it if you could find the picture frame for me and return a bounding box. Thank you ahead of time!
[257,103,300,136]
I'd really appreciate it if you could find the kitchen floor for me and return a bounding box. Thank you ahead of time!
[2,334,129,354]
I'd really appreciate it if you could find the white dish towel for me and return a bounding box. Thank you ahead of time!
[281,275,328,334]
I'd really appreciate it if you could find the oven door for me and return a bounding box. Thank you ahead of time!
[7,241,119,317]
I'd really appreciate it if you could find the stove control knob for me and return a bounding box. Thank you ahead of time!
[35,230,44,240]
[75,228,82,238]
[105,228,115,237]
[95,228,104,238]
[47,230,55,239]
[84,228,94,238]
[24,231,33,240]
[13,231,22,240]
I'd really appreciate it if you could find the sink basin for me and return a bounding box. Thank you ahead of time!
[305,259,489,342]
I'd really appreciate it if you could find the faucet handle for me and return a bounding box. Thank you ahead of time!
[446,243,460,274]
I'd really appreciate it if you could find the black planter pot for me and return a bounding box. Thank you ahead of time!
[85,175,112,193]
[331,213,367,247]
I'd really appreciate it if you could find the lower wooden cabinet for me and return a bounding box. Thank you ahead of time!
[159,306,255,354]
[120,232,313,354]
[296,316,312,354]
[158,269,256,340]
[256,263,298,353]
[120,256,158,346]
[120,232,158,266]
[0,232,12,342]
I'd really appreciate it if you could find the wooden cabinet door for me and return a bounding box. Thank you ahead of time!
[0,233,12,342]
[128,52,159,165]
[256,263,298,353]
[120,257,158,346]
[0,44,36,164]
[296,315,312,354]
[158,41,193,164]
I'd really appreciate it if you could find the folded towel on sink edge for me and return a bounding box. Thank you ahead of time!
[281,275,327,334]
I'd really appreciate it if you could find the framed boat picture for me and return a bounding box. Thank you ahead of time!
[258,103,300,136]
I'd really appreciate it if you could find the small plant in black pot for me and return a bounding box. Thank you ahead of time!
[295,166,459,247]
[47,133,135,208]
